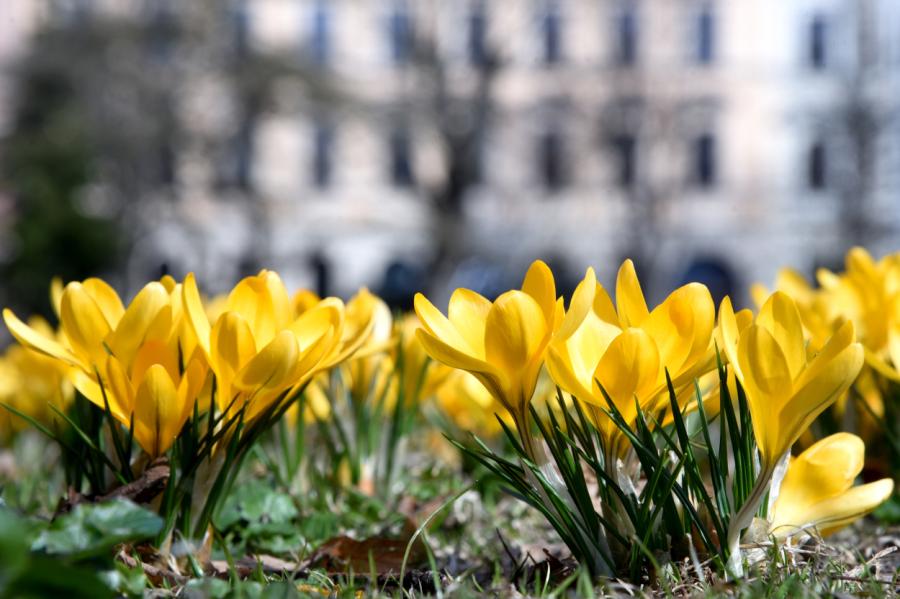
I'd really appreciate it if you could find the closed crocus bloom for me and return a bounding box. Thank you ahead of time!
[302,287,389,383]
[414,260,560,450]
[770,433,894,541]
[720,291,864,575]
[105,351,207,457]
[393,315,451,406]
[751,268,836,354]
[184,271,343,422]
[343,290,394,405]
[434,371,514,438]
[720,292,864,469]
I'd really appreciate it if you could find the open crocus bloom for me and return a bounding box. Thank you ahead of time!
[816,247,900,384]
[184,271,341,422]
[719,291,864,469]
[4,279,208,456]
[769,433,894,541]
[414,260,561,429]
[546,260,717,456]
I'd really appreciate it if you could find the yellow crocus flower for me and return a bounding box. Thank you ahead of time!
[183,270,341,422]
[3,279,207,457]
[719,291,864,575]
[769,433,893,541]
[0,317,73,443]
[183,271,384,423]
[816,247,900,382]
[414,260,561,456]
[433,370,513,438]
[546,260,717,456]
[719,292,864,469]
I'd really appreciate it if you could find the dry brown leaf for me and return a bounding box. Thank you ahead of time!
[307,534,426,574]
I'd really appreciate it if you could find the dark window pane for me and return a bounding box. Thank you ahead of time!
[612,134,637,187]
[810,15,827,69]
[390,8,413,65]
[543,9,562,65]
[540,131,566,191]
[313,125,333,188]
[694,133,716,187]
[697,8,714,64]
[232,1,249,56]
[390,129,414,186]
[311,4,330,65]
[616,8,637,66]
[469,7,488,66]
[808,142,826,189]
[159,141,176,186]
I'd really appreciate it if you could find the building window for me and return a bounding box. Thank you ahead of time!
[390,128,414,186]
[232,0,249,56]
[807,141,827,189]
[310,3,330,65]
[312,125,333,188]
[542,7,562,65]
[611,134,637,187]
[468,5,488,67]
[159,141,176,186]
[389,6,414,65]
[615,7,637,66]
[696,6,715,65]
[692,133,716,187]
[57,0,92,24]
[540,130,566,191]
[809,14,827,69]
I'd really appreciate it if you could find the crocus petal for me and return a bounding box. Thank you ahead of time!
[521,260,557,329]
[593,285,619,327]
[484,291,548,401]
[556,267,596,340]
[226,270,292,349]
[757,291,806,381]
[771,433,864,532]
[546,344,596,406]
[210,312,257,401]
[106,282,171,367]
[718,297,743,381]
[50,277,64,317]
[615,259,650,328]
[133,364,182,456]
[738,324,792,464]
[61,282,113,367]
[103,356,136,423]
[414,293,476,355]
[777,342,863,462]
[3,309,80,367]
[593,328,660,410]
[129,339,179,390]
[288,299,342,349]
[809,479,894,537]
[81,278,125,327]
[183,273,212,357]
[416,330,500,383]
[447,289,491,357]
[178,351,209,423]
[234,330,300,393]
[645,283,714,378]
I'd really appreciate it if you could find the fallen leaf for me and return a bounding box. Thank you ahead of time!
[307,534,426,574]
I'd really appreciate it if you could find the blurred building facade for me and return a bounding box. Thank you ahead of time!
[1,0,899,305]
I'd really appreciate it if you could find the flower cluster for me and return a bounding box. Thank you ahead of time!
[416,258,893,576]
[0,252,895,580]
